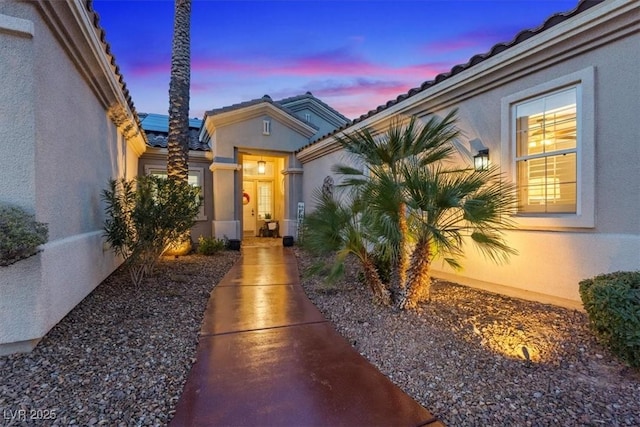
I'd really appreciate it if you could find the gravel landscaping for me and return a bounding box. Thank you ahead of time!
[0,252,239,426]
[2,248,638,426]
[295,248,640,426]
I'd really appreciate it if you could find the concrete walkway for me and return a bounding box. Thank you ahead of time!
[170,246,444,426]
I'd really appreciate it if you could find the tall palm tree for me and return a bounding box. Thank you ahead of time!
[332,112,459,297]
[167,0,191,182]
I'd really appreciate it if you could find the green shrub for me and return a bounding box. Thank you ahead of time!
[579,271,640,367]
[197,236,226,255]
[0,204,48,266]
[102,176,201,286]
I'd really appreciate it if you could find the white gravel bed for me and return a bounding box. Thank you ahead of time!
[295,248,640,427]
[0,252,239,426]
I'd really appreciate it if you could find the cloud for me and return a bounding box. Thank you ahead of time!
[128,46,448,84]
[421,27,519,55]
[305,78,412,98]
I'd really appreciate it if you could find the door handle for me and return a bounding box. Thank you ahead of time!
[251,209,254,216]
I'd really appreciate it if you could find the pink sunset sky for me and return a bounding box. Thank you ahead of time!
[94,0,577,120]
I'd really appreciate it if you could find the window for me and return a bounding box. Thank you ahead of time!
[144,166,207,221]
[263,119,271,135]
[501,67,595,229]
[257,181,273,219]
[515,88,577,213]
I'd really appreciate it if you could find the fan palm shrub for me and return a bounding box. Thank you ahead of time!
[333,112,459,299]
[306,111,517,309]
[399,159,516,308]
[303,189,391,305]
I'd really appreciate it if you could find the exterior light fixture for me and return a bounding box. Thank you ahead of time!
[257,159,266,175]
[474,149,489,171]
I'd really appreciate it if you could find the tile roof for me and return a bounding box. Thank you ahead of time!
[84,1,146,144]
[140,113,209,151]
[204,93,353,132]
[278,91,351,124]
[296,0,605,153]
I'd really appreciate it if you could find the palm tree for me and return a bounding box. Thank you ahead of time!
[332,112,460,298]
[399,160,517,309]
[309,112,516,310]
[167,0,191,182]
[303,189,391,306]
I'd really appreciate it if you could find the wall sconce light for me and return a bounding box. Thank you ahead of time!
[257,159,266,175]
[474,149,489,171]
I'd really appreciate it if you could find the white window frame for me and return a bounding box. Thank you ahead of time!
[144,165,207,221]
[263,119,271,135]
[501,67,595,229]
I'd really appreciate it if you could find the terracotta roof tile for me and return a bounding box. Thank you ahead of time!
[84,0,147,144]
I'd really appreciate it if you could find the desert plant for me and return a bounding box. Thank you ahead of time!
[303,189,391,306]
[579,271,640,367]
[197,236,226,255]
[321,113,516,309]
[0,204,48,266]
[102,175,201,286]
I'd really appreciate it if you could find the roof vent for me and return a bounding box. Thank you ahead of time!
[262,94,272,100]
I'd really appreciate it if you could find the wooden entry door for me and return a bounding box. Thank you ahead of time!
[242,181,256,235]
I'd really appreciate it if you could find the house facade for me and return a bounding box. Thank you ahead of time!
[137,93,349,241]
[1,0,637,355]
[0,1,145,355]
[298,0,640,309]
[198,93,349,240]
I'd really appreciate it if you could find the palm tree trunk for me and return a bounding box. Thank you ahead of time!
[397,202,409,289]
[362,257,391,306]
[399,237,432,310]
[167,0,191,182]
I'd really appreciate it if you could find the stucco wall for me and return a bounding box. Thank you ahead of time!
[301,149,353,209]
[0,3,138,354]
[0,11,36,212]
[214,115,310,160]
[423,32,640,305]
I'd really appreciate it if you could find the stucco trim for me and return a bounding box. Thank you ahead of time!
[144,146,213,161]
[282,168,304,176]
[0,13,34,38]
[204,102,317,139]
[500,67,596,230]
[210,162,242,172]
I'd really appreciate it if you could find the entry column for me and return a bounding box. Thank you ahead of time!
[281,160,303,239]
[210,161,242,239]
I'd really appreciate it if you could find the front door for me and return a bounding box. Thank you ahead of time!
[242,181,256,236]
